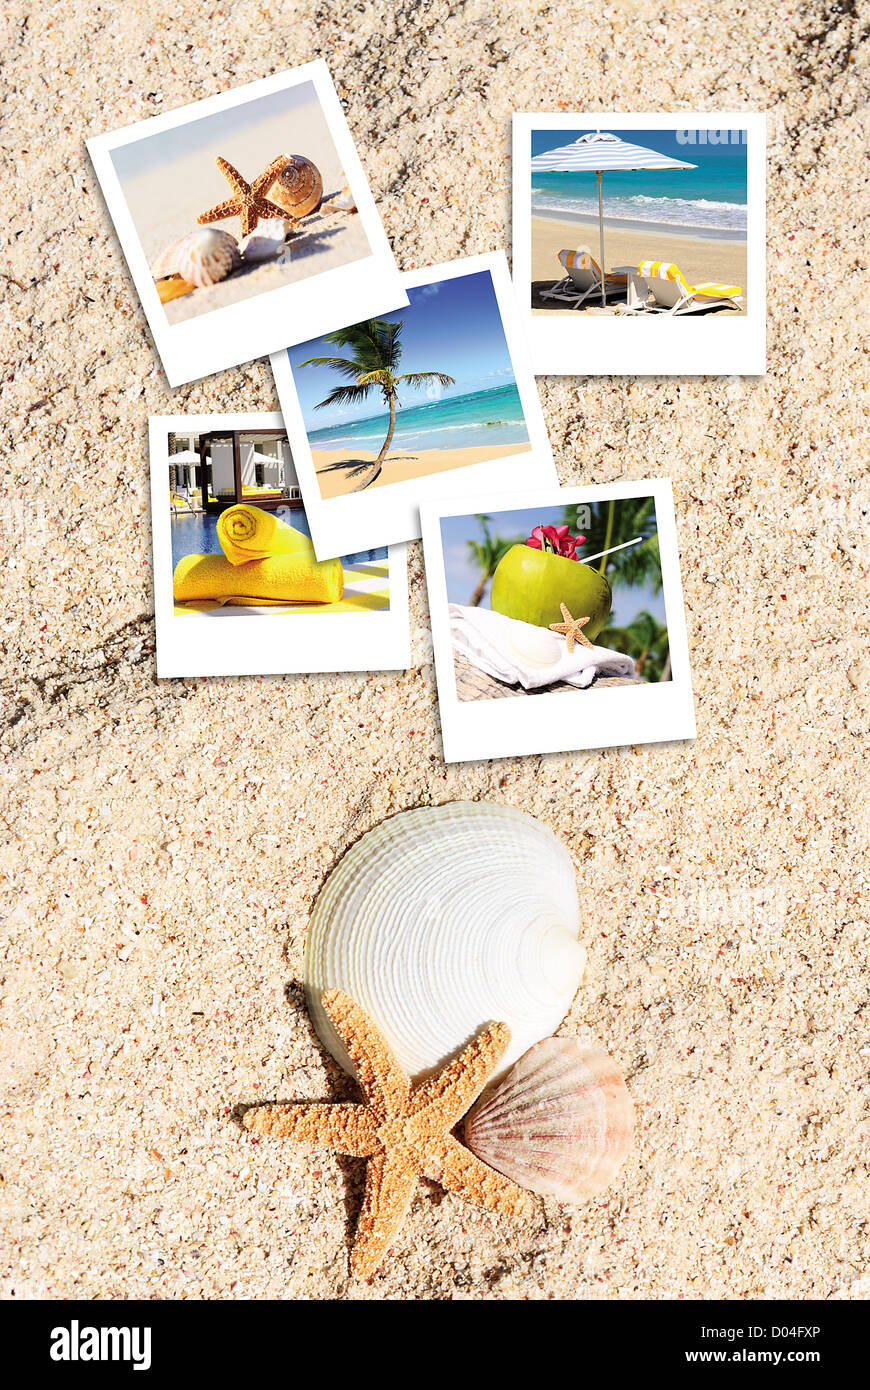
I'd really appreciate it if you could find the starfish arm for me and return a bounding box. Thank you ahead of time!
[214,156,249,195]
[421,1134,533,1218]
[255,195,295,222]
[350,1148,416,1281]
[197,198,242,226]
[408,1021,511,1130]
[242,1101,379,1156]
[252,156,290,197]
[322,989,410,1122]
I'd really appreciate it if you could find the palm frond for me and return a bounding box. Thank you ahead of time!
[397,371,456,390]
[312,382,377,411]
[296,353,363,381]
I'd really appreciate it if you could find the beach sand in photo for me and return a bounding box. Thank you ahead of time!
[312,441,532,498]
[113,88,371,321]
[531,214,747,315]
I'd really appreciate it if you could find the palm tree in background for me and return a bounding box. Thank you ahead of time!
[601,610,671,682]
[466,514,521,606]
[561,496,661,590]
[299,318,455,493]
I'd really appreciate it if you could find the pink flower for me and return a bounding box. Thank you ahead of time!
[525,524,586,560]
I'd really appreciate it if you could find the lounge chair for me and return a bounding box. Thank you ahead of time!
[624,261,743,315]
[540,246,628,308]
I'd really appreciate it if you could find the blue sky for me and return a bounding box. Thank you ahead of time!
[441,507,668,627]
[288,270,516,429]
[530,127,748,165]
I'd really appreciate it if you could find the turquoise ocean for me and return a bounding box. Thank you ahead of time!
[308,382,529,454]
[532,153,747,240]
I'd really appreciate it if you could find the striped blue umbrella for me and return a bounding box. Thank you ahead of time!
[531,131,696,305]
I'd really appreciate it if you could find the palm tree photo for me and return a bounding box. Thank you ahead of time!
[466,514,522,606]
[299,318,455,493]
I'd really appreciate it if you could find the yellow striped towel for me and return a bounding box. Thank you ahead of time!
[638,261,742,299]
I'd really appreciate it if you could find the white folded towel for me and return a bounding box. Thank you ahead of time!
[450,603,637,690]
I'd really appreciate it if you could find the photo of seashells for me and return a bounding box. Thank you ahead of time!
[109,82,369,323]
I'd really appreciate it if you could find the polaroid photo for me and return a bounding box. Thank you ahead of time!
[421,479,695,763]
[270,251,558,559]
[150,413,409,678]
[512,113,766,376]
[88,62,407,386]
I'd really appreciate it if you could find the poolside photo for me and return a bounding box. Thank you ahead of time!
[271,252,557,559]
[512,114,766,376]
[149,414,409,678]
[88,63,406,385]
[420,481,695,762]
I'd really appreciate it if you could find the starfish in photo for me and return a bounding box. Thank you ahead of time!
[197,155,289,237]
[549,603,594,653]
[242,989,532,1280]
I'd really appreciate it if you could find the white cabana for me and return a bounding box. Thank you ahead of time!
[530,132,696,305]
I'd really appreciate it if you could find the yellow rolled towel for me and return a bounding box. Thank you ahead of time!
[216,504,315,566]
[173,551,343,606]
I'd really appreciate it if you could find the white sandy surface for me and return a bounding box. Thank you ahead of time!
[1,0,868,1304]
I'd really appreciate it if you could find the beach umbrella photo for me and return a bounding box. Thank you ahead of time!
[530,131,696,305]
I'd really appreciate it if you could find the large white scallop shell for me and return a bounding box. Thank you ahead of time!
[152,229,240,288]
[464,1038,633,1202]
[304,803,586,1084]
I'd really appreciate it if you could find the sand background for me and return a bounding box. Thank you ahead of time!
[113,87,371,321]
[312,442,532,497]
[2,1,868,1302]
[531,215,747,314]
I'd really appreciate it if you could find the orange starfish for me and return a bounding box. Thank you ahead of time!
[549,603,594,653]
[242,989,532,1280]
[197,155,289,237]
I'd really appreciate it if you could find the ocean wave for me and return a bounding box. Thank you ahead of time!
[531,190,746,232]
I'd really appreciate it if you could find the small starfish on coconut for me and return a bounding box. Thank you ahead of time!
[549,603,594,653]
[242,989,532,1280]
[197,155,289,237]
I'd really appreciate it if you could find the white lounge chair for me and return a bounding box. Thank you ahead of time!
[624,261,743,315]
[540,246,628,308]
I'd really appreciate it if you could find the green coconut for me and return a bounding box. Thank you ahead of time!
[490,545,612,639]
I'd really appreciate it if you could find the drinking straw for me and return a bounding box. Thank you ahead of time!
[578,535,644,566]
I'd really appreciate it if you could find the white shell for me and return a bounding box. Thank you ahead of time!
[324,184,357,212]
[152,229,240,287]
[239,219,292,263]
[464,1038,633,1202]
[304,803,585,1083]
[505,624,561,670]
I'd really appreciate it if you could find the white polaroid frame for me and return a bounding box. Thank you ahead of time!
[149,413,409,678]
[88,62,407,387]
[421,478,696,763]
[512,112,766,377]
[270,251,558,560]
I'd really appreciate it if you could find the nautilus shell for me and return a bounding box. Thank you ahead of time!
[239,218,293,263]
[304,803,586,1084]
[464,1038,634,1202]
[151,228,241,289]
[268,154,323,219]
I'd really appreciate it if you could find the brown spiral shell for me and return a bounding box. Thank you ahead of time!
[268,155,323,219]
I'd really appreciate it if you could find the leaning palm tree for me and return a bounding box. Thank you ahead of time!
[298,318,455,493]
[466,514,520,607]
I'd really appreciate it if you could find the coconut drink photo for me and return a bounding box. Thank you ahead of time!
[491,523,612,640]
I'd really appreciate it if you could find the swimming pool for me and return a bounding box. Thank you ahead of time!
[170,510,387,569]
